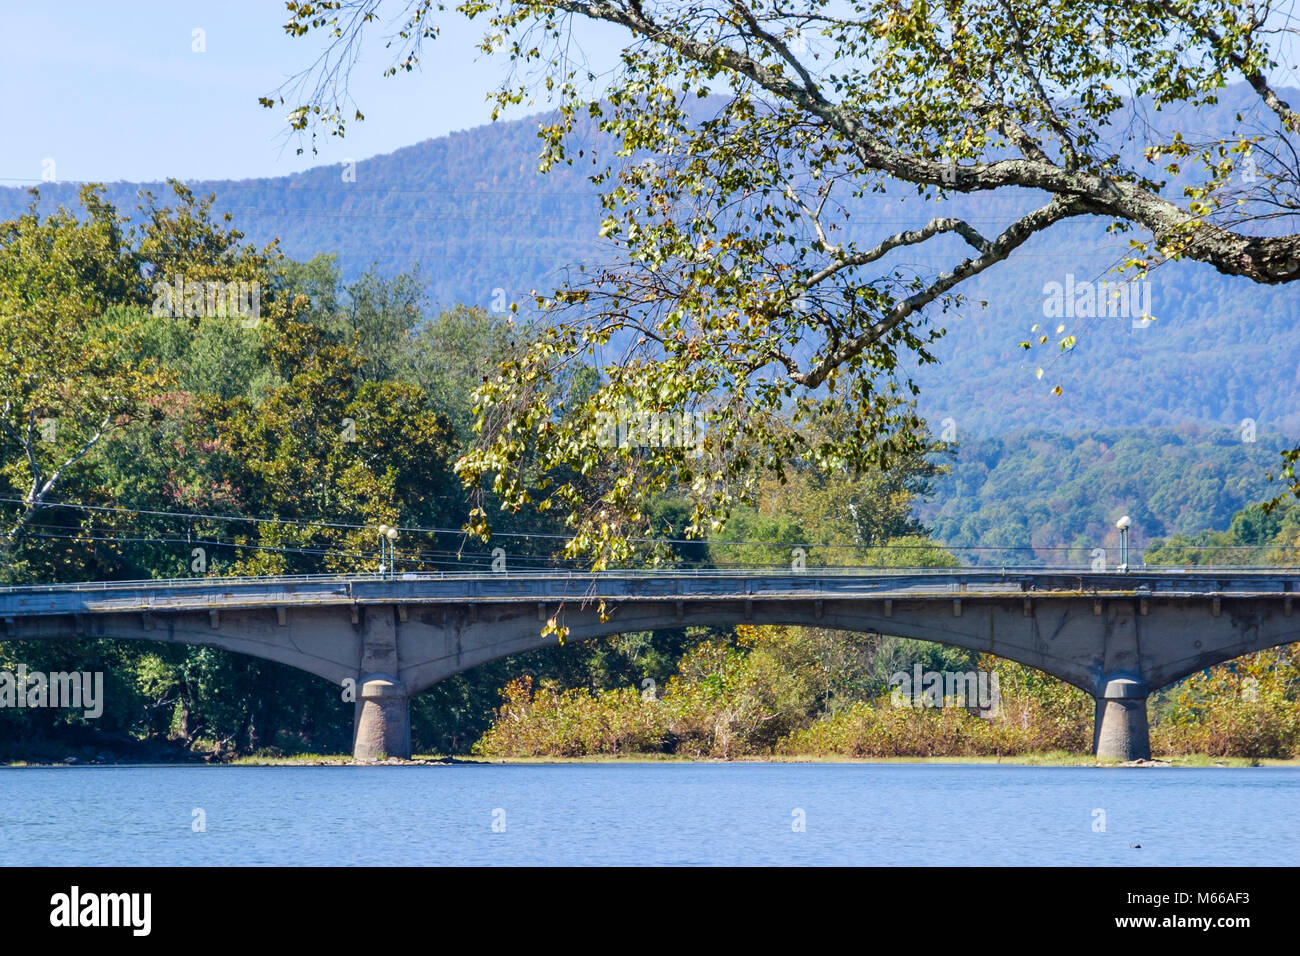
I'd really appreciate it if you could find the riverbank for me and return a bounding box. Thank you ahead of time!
[6,750,1299,768]
[452,752,1300,768]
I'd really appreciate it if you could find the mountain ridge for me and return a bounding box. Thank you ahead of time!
[3,86,1297,440]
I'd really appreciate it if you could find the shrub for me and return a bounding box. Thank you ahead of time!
[472,677,670,757]
[1151,650,1300,759]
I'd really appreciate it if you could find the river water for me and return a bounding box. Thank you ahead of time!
[1,763,1294,866]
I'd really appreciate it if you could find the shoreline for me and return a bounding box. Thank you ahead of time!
[4,752,1298,768]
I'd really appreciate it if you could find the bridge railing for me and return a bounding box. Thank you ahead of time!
[3,564,1300,595]
[0,567,975,593]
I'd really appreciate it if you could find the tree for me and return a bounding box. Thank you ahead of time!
[403,305,522,440]
[312,261,429,385]
[0,181,291,580]
[263,2,1300,559]
[0,188,169,575]
[190,312,460,576]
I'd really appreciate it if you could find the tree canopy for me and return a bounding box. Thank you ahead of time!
[262,1,1300,563]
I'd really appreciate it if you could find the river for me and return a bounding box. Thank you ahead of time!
[1,763,1294,866]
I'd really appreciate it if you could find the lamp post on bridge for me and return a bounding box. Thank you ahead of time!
[377,525,399,579]
[1116,515,1131,573]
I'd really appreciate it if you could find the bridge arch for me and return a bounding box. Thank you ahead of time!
[398,604,1102,695]
[5,570,1300,761]
[1,614,359,686]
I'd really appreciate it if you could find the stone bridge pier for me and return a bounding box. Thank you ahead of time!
[351,606,411,761]
[1093,677,1150,761]
[1090,602,1151,761]
[353,676,410,762]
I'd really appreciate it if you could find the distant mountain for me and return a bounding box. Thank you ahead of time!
[3,84,1297,441]
[917,427,1293,564]
[0,114,605,317]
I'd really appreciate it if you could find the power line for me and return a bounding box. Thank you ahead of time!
[21,531,550,565]
[6,497,1300,556]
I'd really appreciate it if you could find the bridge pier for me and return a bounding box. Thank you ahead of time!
[1092,676,1150,762]
[352,676,411,761]
[351,605,411,761]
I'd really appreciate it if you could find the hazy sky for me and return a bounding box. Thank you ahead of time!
[0,1,618,185]
[7,2,1298,189]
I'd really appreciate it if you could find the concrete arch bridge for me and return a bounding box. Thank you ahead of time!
[2,568,1297,761]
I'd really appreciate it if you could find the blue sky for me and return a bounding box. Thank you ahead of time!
[7,3,1297,189]
[0,1,618,185]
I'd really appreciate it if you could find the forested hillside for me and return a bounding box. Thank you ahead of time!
[2,85,1298,439]
[920,428,1293,564]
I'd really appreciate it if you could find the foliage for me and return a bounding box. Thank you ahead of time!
[1145,497,1300,567]
[473,637,814,758]
[269,1,1300,562]
[1151,649,1300,758]
[924,427,1290,565]
[0,186,516,756]
[986,657,1096,752]
[778,702,1033,757]
[474,643,1096,758]
[0,188,182,575]
[470,676,671,757]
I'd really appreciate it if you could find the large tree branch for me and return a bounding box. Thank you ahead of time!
[551,1,1300,283]
[23,409,43,501]
[1,413,114,561]
[792,195,1091,388]
[802,215,994,291]
[33,414,112,505]
[1243,68,1300,134]
[1201,10,1300,134]
[994,0,1080,167]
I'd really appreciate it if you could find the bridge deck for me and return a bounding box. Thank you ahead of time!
[2,569,1299,617]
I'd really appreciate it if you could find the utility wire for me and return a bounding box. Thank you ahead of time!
[6,497,1299,557]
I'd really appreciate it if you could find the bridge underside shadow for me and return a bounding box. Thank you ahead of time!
[6,590,1300,761]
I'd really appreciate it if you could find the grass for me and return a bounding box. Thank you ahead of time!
[227,752,353,766]
[8,745,1300,768]
[453,752,1300,767]
[211,750,1300,767]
